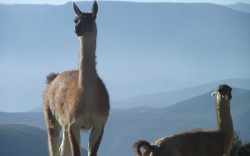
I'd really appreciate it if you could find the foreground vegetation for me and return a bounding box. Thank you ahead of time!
[231,132,250,156]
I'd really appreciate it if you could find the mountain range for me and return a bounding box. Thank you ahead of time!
[0,124,48,156]
[0,124,88,156]
[113,78,250,108]
[0,2,250,112]
[1,87,249,156]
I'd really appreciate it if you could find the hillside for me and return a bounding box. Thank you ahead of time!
[0,124,48,156]
[1,87,249,156]
[0,124,87,156]
[0,2,250,112]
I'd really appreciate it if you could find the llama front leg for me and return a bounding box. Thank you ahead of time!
[88,126,104,156]
[59,129,70,156]
[47,127,61,156]
[68,124,81,156]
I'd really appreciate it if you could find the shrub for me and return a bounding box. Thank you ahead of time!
[230,132,250,156]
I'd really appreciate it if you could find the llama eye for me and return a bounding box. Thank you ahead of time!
[74,19,78,23]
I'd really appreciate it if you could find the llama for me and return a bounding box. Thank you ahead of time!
[134,84,234,156]
[43,1,109,156]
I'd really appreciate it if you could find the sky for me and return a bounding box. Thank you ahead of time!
[0,0,250,5]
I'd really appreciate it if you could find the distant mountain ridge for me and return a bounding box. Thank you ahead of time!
[113,78,250,109]
[227,3,250,13]
[0,124,88,156]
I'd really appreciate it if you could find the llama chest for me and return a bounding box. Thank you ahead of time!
[48,91,97,125]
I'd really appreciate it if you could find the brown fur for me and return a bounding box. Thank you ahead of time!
[43,1,109,156]
[134,85,234,156]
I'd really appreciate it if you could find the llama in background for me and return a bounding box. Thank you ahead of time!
[134,84,233,156]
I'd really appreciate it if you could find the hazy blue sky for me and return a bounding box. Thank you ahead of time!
[0,0,250,5]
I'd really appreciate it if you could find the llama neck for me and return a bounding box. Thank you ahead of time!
[78,31,98,91]
[216,99,234,136]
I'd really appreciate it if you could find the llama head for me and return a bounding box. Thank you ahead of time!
[73,1,98,36]
[211,84,232,101]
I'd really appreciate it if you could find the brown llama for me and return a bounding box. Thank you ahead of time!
[134,84,234,156]
[43,1,109,156]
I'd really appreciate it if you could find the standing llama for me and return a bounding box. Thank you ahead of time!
[43,1,109,156]
[134,84,234,156]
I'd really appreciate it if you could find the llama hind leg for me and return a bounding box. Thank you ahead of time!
[88,125,104,156]
[44,108,61,156]
[68,124,81,156]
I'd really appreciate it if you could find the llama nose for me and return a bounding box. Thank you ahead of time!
[211,90,218,96]
[75,26,81,32]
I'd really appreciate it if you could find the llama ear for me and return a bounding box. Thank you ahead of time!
[73,2,82,16]
[92,1,98,17]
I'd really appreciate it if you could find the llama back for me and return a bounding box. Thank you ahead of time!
[156,131,228,156]
[43,71,79,117]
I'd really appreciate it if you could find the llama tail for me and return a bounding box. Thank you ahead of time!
[46,73,58,84]
[134,140,154,156]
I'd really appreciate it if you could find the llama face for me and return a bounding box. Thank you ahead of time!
[74,13,96,36]
[211,84,232,101]
[73,1,98,36]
